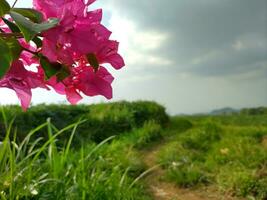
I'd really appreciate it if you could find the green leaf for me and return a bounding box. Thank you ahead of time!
[11,8,43,23]
[0,38,12,78]
[10,11,59,42]
[5,37,22,60]
[40,56,70,80]
[40,56,62,80]
[10,11,36,41]
[57,65,70,81]
[1,17,20,33]
[0,0,10,17]
[86,53,99,72]
[2,18,43,48]
[34,18,59,33]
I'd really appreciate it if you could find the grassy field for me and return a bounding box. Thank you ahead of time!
[0,102,266,200]
[157,116,267,199]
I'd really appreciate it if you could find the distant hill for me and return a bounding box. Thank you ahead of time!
[210,107,239,115]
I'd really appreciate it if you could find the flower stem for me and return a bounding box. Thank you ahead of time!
[12,0,19,8]
[22,47,39,56]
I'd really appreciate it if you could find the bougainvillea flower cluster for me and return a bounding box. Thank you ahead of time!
[0,0,124,110]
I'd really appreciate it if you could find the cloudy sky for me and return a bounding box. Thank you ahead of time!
[1,0,267,114]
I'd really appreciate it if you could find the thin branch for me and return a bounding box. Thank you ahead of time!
[22,47,39,56]
[0,32,23,38]
[12,0,19,8]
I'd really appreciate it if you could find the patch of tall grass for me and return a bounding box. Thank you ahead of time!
[121,120,163,149]
[0,117,152,200]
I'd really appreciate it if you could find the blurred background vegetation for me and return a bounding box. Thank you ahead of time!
[0,102,266,200]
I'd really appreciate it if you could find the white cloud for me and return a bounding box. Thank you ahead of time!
[106,10,170,68]
[0,89,18,105]
[7,0,32,8]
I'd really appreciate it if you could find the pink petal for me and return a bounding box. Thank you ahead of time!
[47,76,66,95]
[9,79,32,111]
[96,40,125,69]
[69,24,111,54]
[106,54,125,70]
[42,39,58,62]
[76,9,102,25]
[78,67,113,99]
[33,0,62,19]
[66,87,82,104]
[97,66,114,84]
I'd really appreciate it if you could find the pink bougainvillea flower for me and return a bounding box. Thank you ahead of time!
[0,60,46,111]
[34,0,124,104]
[39,6,110,64]
[34,0,125,69]
[0,0,125,110]
[48,63,114,104]
[41,37,76,65]
[76,66,114,99]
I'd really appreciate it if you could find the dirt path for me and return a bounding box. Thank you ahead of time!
[141,142,240,200]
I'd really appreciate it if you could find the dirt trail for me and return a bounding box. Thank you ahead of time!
[142,142,240,200]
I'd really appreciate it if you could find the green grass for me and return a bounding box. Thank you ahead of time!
[1,104,267,199]
[0,119,152,200]
[158,115,267,199]
[120,120,163,149]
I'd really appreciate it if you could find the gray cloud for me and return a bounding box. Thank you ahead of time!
[106,0,267,77]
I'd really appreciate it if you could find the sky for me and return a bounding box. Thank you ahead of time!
[1,0,267,114]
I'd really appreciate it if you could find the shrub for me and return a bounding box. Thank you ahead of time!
[241,107,267,116]
[122,120,163,149]
[181,122,221,152]
[165,163,208,187]
[0,101,169,144]
[166,117,193,136]
[157,141,208,187]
